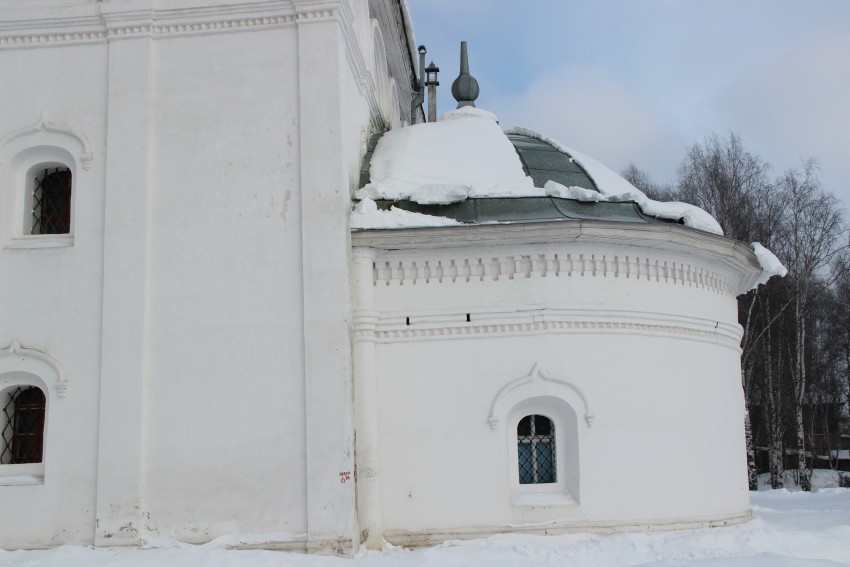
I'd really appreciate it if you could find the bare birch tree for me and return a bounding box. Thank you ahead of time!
[677,132,771,241]
[775,160,846,491]
[626,140,848,491]
[621,162,677,201]
[676,133,777,488]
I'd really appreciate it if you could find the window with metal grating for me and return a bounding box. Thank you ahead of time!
[1,387,46,465]
[31,167,72,235]
[517,414,556,484]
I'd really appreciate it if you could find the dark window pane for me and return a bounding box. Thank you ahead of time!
[536,442,555,483]
[32,168,72,235]
[18,387,45,406]
[2,387,46,464]
[517,416,532,436]
[516,414,556,484]
[535,415,551,435]
[518,442,533,484]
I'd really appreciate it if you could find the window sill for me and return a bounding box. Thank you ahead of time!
[511,491,576,507]
[0,474,44,486]
[5,235,74,249]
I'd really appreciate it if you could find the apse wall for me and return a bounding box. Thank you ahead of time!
[352,222,760,544]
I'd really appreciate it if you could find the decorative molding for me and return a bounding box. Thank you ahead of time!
[0,339,69,398]
[107,24,153,38]
[152,15,295,36]
[372,252,734,296]
[0,30,107,47]
[0,4,301,47]
[296,9,338,22]
[0,112,93,170]
[352,221,763,295]
[358,20,384,114]
[341,11,369,98]
[358,320,740,348]
[488,363,593,430]
[353,309,742,351]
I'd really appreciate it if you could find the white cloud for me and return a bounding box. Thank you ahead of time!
[715,28,850,210]
[490,66,685,185]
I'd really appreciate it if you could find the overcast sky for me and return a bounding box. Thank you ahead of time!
[406,0,850,213]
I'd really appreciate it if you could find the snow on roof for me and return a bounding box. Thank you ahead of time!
[350,197,461,229]
[399,0,420,85]
[351,108,785,288]
[752,242,788,285]
[355,108,538,204]
[507,127,723,235]
[355,110,721,235]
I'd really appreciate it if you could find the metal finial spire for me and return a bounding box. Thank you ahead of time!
[451,41,479,108]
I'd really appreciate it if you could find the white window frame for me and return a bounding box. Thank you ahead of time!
[0,379,48,485]
[0,340,68,486]
[1,115,92,249]
[507,398,576,506]
[489,364,592,507]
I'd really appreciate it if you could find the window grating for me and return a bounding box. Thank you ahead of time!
[32,167,72,235]
[1,387,46,464]
[517,414,556,484]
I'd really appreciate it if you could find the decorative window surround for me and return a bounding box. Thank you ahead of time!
[489,364,592,430]
[491,365,586,506]
[0,340,68,400]
[0,114,92,170]
[0,340,66,486]
[1,114,90,247]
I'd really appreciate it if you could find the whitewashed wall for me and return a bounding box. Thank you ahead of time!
[0,28,107,547]
[141,23,308,543]
[352,224,760,545]
[0,0,408,553]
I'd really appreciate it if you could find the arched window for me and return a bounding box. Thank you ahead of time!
[1,115,91,246]
[1,386,46,464]
[31,166,72,234]
[517,414,556,484]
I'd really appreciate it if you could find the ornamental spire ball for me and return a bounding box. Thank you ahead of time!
[451,41,479,108]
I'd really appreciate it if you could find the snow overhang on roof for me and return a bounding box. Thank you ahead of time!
[367,197,673,226]
[351,107,787,289]
[353,107,721,234]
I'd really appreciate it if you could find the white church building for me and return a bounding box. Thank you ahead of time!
[0,0,782,555]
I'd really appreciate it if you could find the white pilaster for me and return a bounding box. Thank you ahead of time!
[352,247,382,549]
[296,4,358,556]
[94,1,154,546]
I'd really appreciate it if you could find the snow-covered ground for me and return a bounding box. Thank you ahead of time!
[4,484,849,567]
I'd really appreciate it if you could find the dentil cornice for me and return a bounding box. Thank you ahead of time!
[0,0,306,47]
[353,220,763,295]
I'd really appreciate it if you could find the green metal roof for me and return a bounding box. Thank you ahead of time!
[359,130,600,193]
[506,132,599,192]
[371,197,677,226]
[357,128,678,227]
